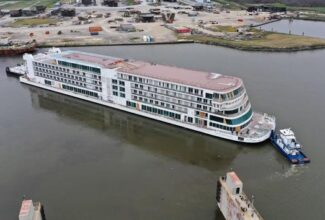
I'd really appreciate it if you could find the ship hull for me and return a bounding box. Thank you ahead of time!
[20,77,273,144]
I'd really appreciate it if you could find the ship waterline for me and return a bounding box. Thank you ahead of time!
[20,48,275,143]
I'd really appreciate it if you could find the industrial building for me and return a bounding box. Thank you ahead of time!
[118,24,136,32]
[35,5,47,13]
[60,7,76,17]
[10,9,22,17]
[138,13,155,22]
[102,0,118,7]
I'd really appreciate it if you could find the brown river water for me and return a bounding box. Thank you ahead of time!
[0,44,325,219]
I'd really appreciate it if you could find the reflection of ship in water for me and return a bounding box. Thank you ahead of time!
[28,86,242,171]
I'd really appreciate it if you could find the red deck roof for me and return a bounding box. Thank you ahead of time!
[122,62,241,92]
[61,51,242,92]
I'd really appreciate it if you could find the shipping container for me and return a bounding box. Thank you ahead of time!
[175,27,191,33]
[89,26,103,32]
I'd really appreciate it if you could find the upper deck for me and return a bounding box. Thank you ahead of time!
[50,50,243,93]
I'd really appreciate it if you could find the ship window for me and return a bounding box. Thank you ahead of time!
[227,108,252,125]
[225,109,239,115]
[120,87,125,92]
[210,115,223,123]
[120,93,125,98]
[113,91,118,96]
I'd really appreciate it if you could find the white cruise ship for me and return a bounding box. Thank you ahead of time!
[20,48,275,143]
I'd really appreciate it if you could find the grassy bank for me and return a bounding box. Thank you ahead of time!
[295,14,325,22]
[38,39,194,48]
[179,32,325,52]
[10,18,59,27]
[210,25,238,32]
[0,0,59,9]
[288,6,325,14]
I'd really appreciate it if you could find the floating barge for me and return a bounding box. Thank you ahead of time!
[19,199,46,220]
[0,41,36,56]
[216,172,263,220]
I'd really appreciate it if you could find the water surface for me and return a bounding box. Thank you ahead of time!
[260,19,325,38]
[1,44,325,219]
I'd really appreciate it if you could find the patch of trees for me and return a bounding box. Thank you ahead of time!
[233,0,325,7]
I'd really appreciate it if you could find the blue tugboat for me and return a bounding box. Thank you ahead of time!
[270,128,310,164]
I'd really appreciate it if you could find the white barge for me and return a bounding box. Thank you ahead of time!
[216,172,263,220]
[19,199,45,220]
[20,48,275,143]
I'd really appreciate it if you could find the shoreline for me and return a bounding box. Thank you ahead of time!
[196,41,325,52]
[34,37,325,53]
[251,18,282,28]
[38,40,195,48]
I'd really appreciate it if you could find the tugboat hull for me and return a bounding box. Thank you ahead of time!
[270,131,310,164]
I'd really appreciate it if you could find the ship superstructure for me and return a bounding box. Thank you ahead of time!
[21,48,275,143]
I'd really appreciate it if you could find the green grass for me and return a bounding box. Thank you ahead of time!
[126,0,135,5]
[214,1,325,14]
[288,6,325,14]
[210,25,238,32]
[178,32,325,51]
[0,0,59,10]
[11,18,59,27]
[214,0,244,10]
